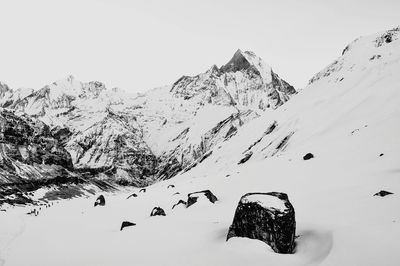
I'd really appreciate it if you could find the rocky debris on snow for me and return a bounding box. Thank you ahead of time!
[303,153,314,160]
[150,207,166,216]
[227,192,296,254]
[94,195,106,207]
[120,221,136,231]
[373,190,393,197]
[167,184,175,189]
[139,188,146,193]
[238,152,253,164]
[172,199,187,209]
[186,190,218,207]
[126,193,137,199]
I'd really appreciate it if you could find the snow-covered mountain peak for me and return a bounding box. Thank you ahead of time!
[221,49,273,84]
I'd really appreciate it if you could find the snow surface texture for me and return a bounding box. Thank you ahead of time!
[1,27,400,265]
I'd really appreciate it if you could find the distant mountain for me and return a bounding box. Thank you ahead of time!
[0,49,296,203]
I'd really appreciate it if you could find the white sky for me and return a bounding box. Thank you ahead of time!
[0,0,399,92]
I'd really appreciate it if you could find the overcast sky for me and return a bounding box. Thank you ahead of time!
[0,0,399,92]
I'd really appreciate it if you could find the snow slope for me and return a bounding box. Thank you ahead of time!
[1,27,400,265]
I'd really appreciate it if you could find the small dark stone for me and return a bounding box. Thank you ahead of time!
[379,153,384,157]
[167,184,175,189]
[173,192,180,195]
[227,192,296,254]
[150,207,166,216]
[94,195,105,207]
[120,221,136,231]
[238,152,253,165]
[303,153,314,160]
[172,200,187,209]
[187,190,218,208]
[374,190,393,197]
[139,188,146,193]
[127,193,138,199]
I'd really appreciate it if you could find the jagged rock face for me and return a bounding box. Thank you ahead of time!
[65,109,158,186]
[0,82,33,109]
[0,109,73,184]
[227,192,296,254]
[171,49,296,111]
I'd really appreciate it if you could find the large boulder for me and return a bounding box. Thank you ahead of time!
[186,190,218,207]
[94,195,106,207]
[227,192,296,254]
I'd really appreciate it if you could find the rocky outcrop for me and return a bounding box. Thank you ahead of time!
[303,153,314,160]
[94,195,105,207]
[187,190,218,207]
[120,221,136,231]
[150,207,166,216]
[227,192,296,254]
[172,199,186,209]
[127,193,138,199]
[373,190,393,197]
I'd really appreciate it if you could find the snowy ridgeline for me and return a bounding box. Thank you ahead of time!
[0,27,400,265]
[0,48,296,196]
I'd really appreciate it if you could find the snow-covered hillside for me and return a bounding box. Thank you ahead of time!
[1,27,400,266]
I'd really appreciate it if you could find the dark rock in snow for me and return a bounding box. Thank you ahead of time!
[172,200,187,209]
[127,193,138,199]
[227,192,296,254]
[379,153,384,157]
[150,207,166,216]
[303,153,314,160]
[374,190,393,197]
[167,184,175,189]
[187,190,218,207]
[139,188,146,193]
[120,221,136,231]
[94,195,105,207]
[238,152,253,164]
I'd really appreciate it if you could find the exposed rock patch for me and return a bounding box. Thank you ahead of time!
[94,195,105,207]
[374,190,393,197]
[303,153,314,160]
[120,221,136,231]
[150,207,166,216]
[187,190,218,208]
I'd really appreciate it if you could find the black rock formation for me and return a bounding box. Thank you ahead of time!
[172,199,187,209]
[374,190,393,197]
[94,195,106,207]
[120,221,136,231]
[303,153,314,160]
[127,193,138,199]
[150,207,166,216]
[187,190,218,208]
[139,188,146,193]
[167,184,175,189]
[227,192,296,254]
